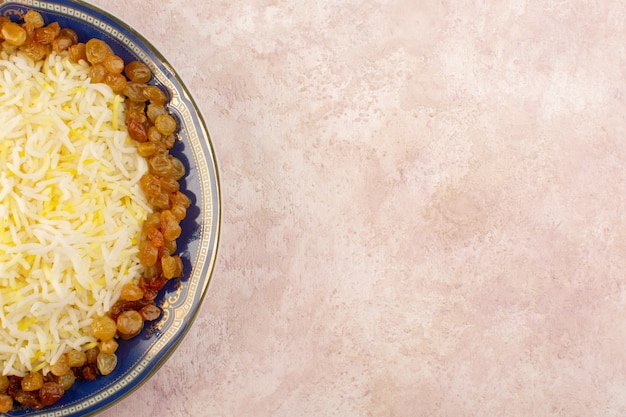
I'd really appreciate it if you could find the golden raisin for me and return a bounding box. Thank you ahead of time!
[154,113,177,135]
[147,125,165,144]
[171,204,187,221]
[2,22,27,46]
[140,173,161,198]
[174,255,183,276]
[170,157,186,180]
[0,375,8,392]
[103,54,125,74]
[129,103,149,118]
[139,304,161,321]
[124,60,151,83]
[160,210,182,241]
[162,254,183,279]
[21,21,35,38]
[164,239,177,255]
[52,35,73,53]
[137,141,159,158]
[85,38,112,64]
[163,134,176,149]
[127,111,148,128]
[121,282,144,301]
[170,190,191,208]
[160,176,179,193]
[88,63,107,83]
[138,240,159,267]
[23,10,45,29]
[96,353,117,375]
[146,103,167,123]
[123,82,147,102]
[21,371,43,391]
[66,350,86,368]
[104,72,127,93]
[21,40,48,60]
[33,22,60,44]
[143,212,162,230]
[99,338,119,355]
[148,152,173,177]
[0,394,12,413]
[68,43,87,62]
[116,310,143,339]
[50,353,69,376]
[142,85,167,104]
[147,227,165,249]
[150,192,171,210]
[55,372,75,391]
[90,315,118,341]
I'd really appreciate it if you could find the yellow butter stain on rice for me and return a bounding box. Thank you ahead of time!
[61,202,76,214]
[59,146,79,160]
[93,210,104,227]
[40,81,55,94]
[111,94,121,130]
[68,129,87,143]
[22,254,37,271]
[18,317,38,332]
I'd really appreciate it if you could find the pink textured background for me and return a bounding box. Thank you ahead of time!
[91,1,626,416]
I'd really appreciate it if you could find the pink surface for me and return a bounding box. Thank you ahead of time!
[92,1,626,416]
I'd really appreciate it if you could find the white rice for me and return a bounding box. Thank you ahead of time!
[0,50,150,376]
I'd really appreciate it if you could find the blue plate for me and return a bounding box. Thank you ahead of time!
[0,0,221,415]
